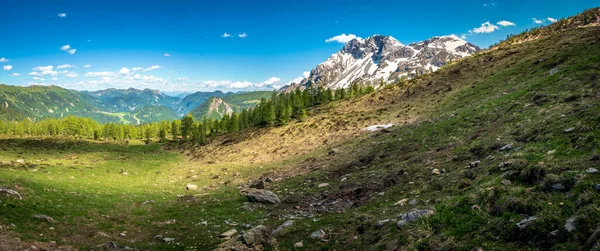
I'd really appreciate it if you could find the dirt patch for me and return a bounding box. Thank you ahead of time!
[0,227,75,251]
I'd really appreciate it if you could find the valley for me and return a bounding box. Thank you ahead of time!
[0,8,599,250]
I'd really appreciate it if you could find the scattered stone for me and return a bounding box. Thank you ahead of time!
[565,217,576,232]
[119,169,128,175]
[264,177,274,183]
[500,143,513,151]
[33,214,57,223]
[564,127,575,133]
[549,67,559,75]
[377,219,392,228]
[142,200,155,205]
[432,169,440,175]
[119,232,126,237]
[310,229,326,240]
[0,188,22,200]
[294,241,304,248]
[469,161,481,168]
[272,220,294,236]
[586,168,598,174]
[551,183,565,191]
[317,183,329,188]
[95,231,111,238]
[163,237,175,242]
[393,198,409,206]
[471,247,484,251]
[186,184,198,191]
[501,179,512,186]
[471,205,481,211]
[220,229,238,238]
[212,174,220,179]
[547,150,556,155]
[408,199,418,206]
[240,188,281,204]
[516,216,537,230]
[249,179,265,189]
[102,241,120,250]
[242,225,271,246]
[15,159,25,164]
[551,230,559,236]
[397,209,435,228]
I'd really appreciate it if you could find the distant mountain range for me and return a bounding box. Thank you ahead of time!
[0,85,270,124]
[283,35,480,91]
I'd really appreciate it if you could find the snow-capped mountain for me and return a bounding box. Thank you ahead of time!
[285,35,481,90]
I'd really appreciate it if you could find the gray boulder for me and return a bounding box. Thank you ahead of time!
[516,216,538,230]
[397,209,435,228]
[242,225,272,246]
[310,229,326,240]
[272,220,294,236]
[240,188,281,204]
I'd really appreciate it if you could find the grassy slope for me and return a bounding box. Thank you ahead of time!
[0,23,599,251]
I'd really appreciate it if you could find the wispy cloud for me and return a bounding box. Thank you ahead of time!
[132,67,143,71]
[32,65,57,76]
[65,72,78,78]
[325,34,359,43]
[164,53,171,57]
[221,33,231,38]
[0,57,8,63]
[60,44,76,55]
[255,77,280,87]
[142,65,161,72]
[58,13,66,18]
[57,64,75,69]
[85,71,114,77]
[547,17,558,23]
[10,73,20,77]
[532,18,544,24]
[470,21,499,34]
[496,20,516,27]
[3,65,12,71]
[83,64,91,68]
[238,33,248,38]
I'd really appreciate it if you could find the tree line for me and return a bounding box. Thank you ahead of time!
[0,84,375,143]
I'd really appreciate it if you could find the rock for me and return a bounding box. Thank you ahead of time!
[272,220,294,236]
[393,198,408,206]
[396,209,435,228]
[163,237,175,242]
[15,159,24,164]
[549,67,559,75]
[469,161,481,168]
[432,169,440,175]
[0,188,22,200]
[551,183,565,191]
[501,179,512,186]
[119,232,126,237]
[294,241,304,248]
[586,168,598,174]
[242,225,271,246]
[240,189,281,204]
[264,177,274,183]
[119,169,128,175]
[310,229,326,240]
[408,199,418,206]
[102,241,120,250]
[564,127,575,133]
[500,143,513,151]
[95,231,111,238]
[564,217,576,232]
[377,219,392,228]
[317,183,329,188]
[220,229,238,238]
[186,184,198,191]
[471,247,484,251]
[212,174,220,179]
[249,179,265,189]
[33,214,57,223]
[594,184,600,192]
[547,150,556,155]
[516,216,537,230]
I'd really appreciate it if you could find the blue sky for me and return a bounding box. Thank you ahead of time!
[0,0,597,92]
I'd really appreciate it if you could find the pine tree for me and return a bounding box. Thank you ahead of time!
[171,120,180,140]
[181,115,194,140]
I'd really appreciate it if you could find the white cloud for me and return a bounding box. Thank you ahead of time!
[60,44,76,55]
[547,17,558,23]
[175,77,189,81]
[238,33,248,38]
[83,64,91,68]
[255,77,281,87]
[164,53,171,57]
[460,34,468,39]
[497,20,516,27]
[51,77,58,81]
[58,13,66,18]
[32,65,57,76]
[85,71,114,77]
[118,67,131,75]
[533,18,543,24]
[221,33,231,38]
[302,71,310,78]
[3,65,12,71]
[65,72,78,78]
[57,64,75,69]
[0,57,8,63]
[325,34,358,43]
[288,76,304,85]
[28,72,41,76]
[10,73,20,77]
[470,21,499,34]
[142,65,161,72]
[132,67,143,71]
